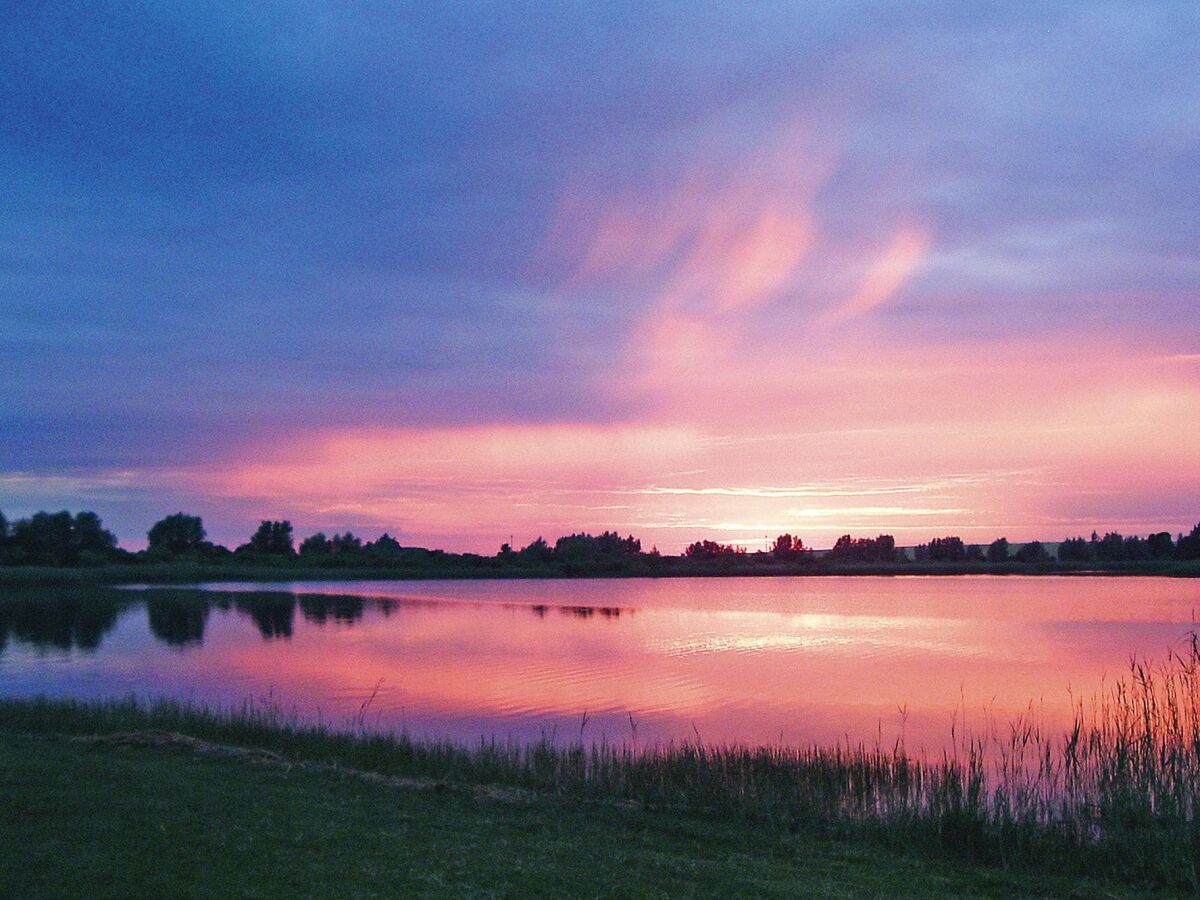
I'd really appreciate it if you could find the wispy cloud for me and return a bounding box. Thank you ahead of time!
[817,226,930,326]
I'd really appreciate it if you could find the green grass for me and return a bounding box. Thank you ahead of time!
[0,730,1138,899]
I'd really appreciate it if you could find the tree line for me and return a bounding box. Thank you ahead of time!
[1,507,1199,568]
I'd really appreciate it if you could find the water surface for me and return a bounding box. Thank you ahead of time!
[2,577,1198,749]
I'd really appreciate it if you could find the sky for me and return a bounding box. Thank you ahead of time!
[2,2,1199,552]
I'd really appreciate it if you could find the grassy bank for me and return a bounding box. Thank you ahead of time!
[0,730,1117,899]
[2,557,1199,585]
[3,634,1198,895]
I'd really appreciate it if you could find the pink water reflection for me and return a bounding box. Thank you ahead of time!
[3,577,1199,751]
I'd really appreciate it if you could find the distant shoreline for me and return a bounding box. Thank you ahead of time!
[2,558,1198,586]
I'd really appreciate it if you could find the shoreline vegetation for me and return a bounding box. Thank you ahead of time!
[0,507,1198,583]
[0,725,1113,899]
[3,559,1200,586]
[3,636,1198,893]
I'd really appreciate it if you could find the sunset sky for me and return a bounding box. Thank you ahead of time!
[3,3,1199,552]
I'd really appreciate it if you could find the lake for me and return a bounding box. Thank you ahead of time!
[2,576,1198,750]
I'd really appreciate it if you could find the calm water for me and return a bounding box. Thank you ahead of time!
[2,577,1199,750]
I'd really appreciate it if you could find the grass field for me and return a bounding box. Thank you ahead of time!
[0,726,1141,899]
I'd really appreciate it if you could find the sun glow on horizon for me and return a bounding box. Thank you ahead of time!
[161,340,1200,551]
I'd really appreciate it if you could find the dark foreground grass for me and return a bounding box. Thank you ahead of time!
[0,730,1129,899]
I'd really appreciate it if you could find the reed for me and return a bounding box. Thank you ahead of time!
[3,634,1198,889]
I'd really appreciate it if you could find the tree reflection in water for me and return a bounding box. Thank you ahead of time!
[0,587,632,652]
[0,588,129,652]
[146,592,210,647]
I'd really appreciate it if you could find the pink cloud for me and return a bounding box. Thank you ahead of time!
[817,226,930,326]
[169,330,1197,553]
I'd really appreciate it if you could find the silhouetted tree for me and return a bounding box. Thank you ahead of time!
[684,540,745,559]
[248,520,294,555]
[986,538,1011,563]
[930,536,966,562]
[368,533,403,558]
[831,534,855,558]
[554,531,642,560]
[826,534,897,563]
[770,534,809,561]
[1015,540,1049,563]
[72,512,117,557]
[147,513,206,557]
[1178,523,1200,561]
[1057,537,1093,562]
[1147,532,1175,559]
[1094,532,1124,561]
[875,534,897,562]
[0,509,13,566]
[7,510,117,566]
[517,537,553,563]
[1122,535,1149,561]
[330,532,362,555]
[298,532,331,557]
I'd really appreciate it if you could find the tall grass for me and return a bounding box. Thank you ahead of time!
[3,636,1198,888]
